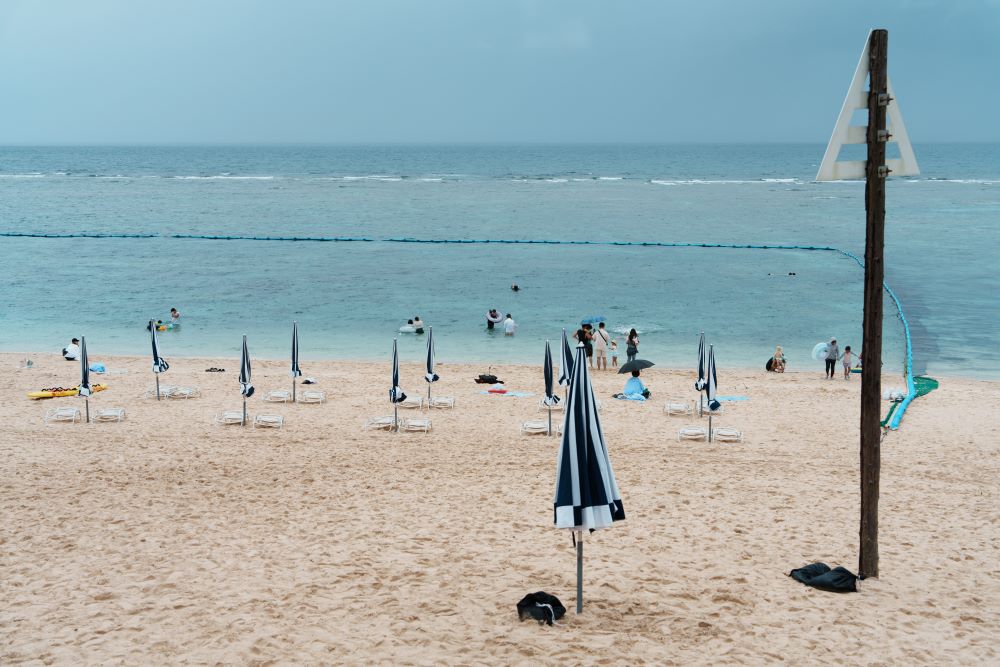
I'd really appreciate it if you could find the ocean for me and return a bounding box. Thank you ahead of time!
[1,144,997,378]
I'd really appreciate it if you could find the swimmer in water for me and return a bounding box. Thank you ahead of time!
[511,283,520,292]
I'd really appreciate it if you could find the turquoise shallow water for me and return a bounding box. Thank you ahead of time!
[1,144,997,378]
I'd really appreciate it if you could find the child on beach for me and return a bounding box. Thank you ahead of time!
[842,346,856,380]
[610,339,618,368]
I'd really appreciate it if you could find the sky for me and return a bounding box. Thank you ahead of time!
[1,0,997,144]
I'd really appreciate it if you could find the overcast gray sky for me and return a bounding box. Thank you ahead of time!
[1,0,997,144]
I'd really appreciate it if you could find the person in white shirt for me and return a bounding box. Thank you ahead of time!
[503,314,517,336]
[593,322,610,370]
[62,338,80,361]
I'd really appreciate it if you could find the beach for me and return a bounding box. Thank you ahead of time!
[1,351,997,665]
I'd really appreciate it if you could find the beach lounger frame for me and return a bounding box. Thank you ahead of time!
[521,419,562,436]
[168,386,201,399]
[262,389,292,403]
[253,414,285,429]
[428,396,455,409]
[400,418,432,433]
[298,390,326,404]
[94,407,126,423]
[712,427,744,443]
[44,406,82,424]
[215,410,246,426]
[677,427,708,442]
[664,400,693,416]
[363,416,397,431]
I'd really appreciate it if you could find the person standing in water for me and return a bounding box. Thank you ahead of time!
[412,316,424,334]
[170,307,180,324]
[626,328,639,363]
[503,313,517,336]
[486,309,502,330]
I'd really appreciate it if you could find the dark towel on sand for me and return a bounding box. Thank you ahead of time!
[789,562,859,593]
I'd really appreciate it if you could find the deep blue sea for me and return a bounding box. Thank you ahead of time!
[1,144,997,378]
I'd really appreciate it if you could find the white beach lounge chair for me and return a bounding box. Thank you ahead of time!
[399,395,423,409]
[263,389,292,403]
[168,386,201,399]
[298,390,326,404]
[253,414,284,429]
[363,416,397,431]
[215,410,246,426]
[145,384,176,399]
[677,427,709,442]
[712,427,744,443]
[521,419,562,436]
[400,417,432,433]
[664,400,692,416]
[94,407,126,423]
[539,398,565,412]
[429,396,455,409]
[44,406,81,424]
[699,398,724,415]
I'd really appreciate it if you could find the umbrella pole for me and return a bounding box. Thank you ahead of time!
[156,375,160,401]
[243,397,247,427]
[394,404,398,433]
[292,378,296,403]
[576,530,583,614]
[709,413,713,442]
[548,408,552,437]
[427,384,431,410]
[85,397,90,424]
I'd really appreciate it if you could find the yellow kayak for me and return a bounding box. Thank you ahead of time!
[28,384,108,400]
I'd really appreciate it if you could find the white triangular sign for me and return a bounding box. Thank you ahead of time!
[816,31,919,181]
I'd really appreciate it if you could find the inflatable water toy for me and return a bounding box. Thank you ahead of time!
[811,342,829,361]
[398,325,416,334]
[28,384,108,399]
[156,323,176,331]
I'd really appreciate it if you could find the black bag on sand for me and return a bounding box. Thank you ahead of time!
[475,374,503,384]
[517,592,566,626]
[789,562,859,593]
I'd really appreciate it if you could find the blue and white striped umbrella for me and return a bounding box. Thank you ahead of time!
[542,340,559,408]
[239,335,254,398]
[390,338,406,404]
[557,329,574,387]
[290,321,302,378]
[424,327,439,383]
[695,331,706,391]
[554,343,624,613]
[150,320,169,374]
[78,336,92,397]
[706,344,719,412]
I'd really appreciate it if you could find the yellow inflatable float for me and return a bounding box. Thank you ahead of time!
[28,384,108,400]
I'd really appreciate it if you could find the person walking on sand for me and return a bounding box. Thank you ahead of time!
[626,328,639,363]
[842,345,857,380]
[824,338,840,379]
[574,324,594,368]
[594,322,610,371]
[503,313,517,336]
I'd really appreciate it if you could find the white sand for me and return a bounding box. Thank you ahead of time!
[1,352,997,664]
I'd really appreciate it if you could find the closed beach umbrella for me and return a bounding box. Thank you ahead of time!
[695,332,706,415]
[239,335,253,426]
[149,320,169,400]
[290,321,302,401]
[390,338,407,431]
[542,340,560,435]
[706,344,720,440]
[425,326,439,406]
[554,343,626,614]
[79,336,92,423]
[558,329,574,389]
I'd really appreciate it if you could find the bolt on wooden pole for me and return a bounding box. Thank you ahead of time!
[859,28,888,579]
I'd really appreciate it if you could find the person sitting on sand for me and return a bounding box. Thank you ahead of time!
[62,338,80,361]
[412,316,424,334]
[772,345,786,373]
[622,370,650,399]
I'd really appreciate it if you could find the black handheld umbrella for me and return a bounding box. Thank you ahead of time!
[79,336,92,423]
[554,343,625,614]
[150,320,169,400]
[617,359,655,375]
[290,322,302,401]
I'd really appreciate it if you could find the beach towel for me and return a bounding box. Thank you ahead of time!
[517,592,566,626]
[612,392,646,401]
[789,562,859,593]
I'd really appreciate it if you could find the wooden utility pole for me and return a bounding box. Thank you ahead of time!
[859,28,888,579]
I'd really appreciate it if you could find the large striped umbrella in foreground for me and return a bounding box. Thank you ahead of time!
[390,338,407,431]
[290,322,302,402]
[542,340,560,435]
[424,327,439,406]
[239,335,254,426]
[706,344,720,440]
[554,343,625,613]
[79,336,92,423]
[150,320,170,400]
